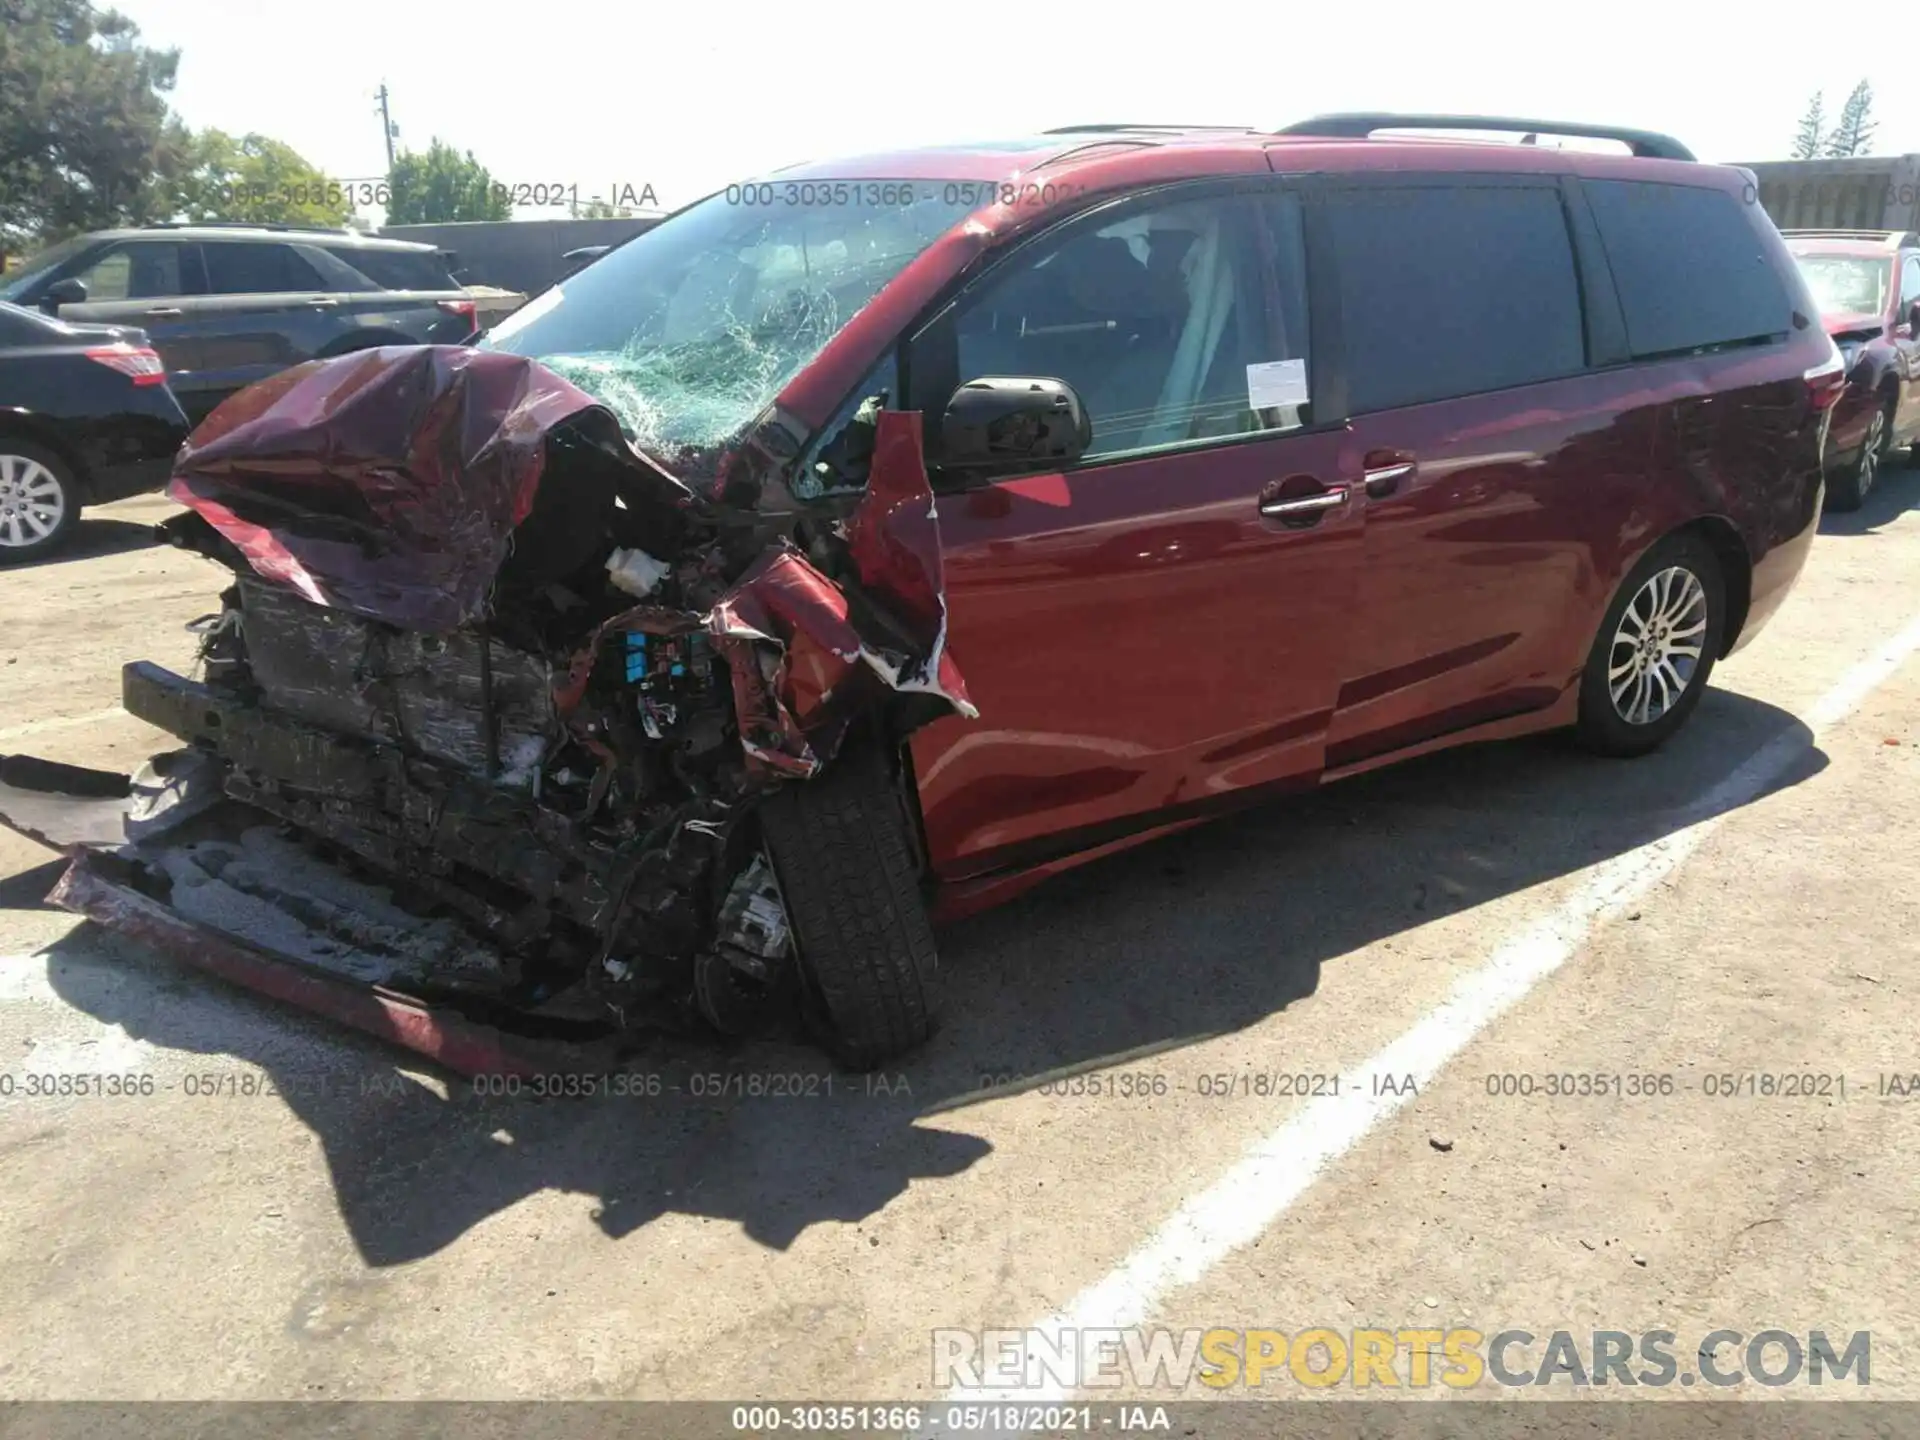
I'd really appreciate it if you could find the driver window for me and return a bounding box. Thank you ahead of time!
[73,242,190,301]
[1902,257,1920,308]
[949,192,1309,461]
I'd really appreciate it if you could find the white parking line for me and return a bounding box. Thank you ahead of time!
[932,612,1920,1431]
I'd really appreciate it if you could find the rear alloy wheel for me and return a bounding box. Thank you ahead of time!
[0,444,78,563]
[1827,401,1892,512]
[1575,533,1725,758]
[757,738,941,1069]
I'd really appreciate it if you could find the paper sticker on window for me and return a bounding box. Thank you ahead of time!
[1246,358,1309,410]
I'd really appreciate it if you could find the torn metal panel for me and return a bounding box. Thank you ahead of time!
[844,409,976,718]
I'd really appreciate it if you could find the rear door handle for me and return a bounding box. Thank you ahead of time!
[1259,483,1349,524]
[143,307,183,318]
[306,297,340,308]
[1363,457,1416,497]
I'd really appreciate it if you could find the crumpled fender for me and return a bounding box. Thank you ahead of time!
[558,412,974,781]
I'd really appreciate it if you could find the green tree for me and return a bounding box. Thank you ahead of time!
[1790,91,1826,160]
[0,0,189,253]
[571,195,637,219]
[169,128,351,226]
[1823,80,1877,158]
[385,139,510,224]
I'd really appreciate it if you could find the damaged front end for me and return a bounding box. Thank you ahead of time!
[2,344,972,1071]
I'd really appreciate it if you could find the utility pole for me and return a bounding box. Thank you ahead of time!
[375,84,396,172]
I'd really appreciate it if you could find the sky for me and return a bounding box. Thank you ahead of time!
[110,0,1919,224]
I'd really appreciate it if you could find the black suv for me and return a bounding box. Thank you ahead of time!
[0,225,480,424]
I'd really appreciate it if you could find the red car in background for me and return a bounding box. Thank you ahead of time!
[1783,228,1920,509]
[0,115,1847,1069]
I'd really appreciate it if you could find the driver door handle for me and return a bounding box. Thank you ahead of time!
[143,307,183,318]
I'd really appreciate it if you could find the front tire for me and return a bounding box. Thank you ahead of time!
[758,739,941,1069]
[1575,532,1725,758]
[0,441,79,564]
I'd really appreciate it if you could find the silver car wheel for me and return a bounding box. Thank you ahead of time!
[1608,565,1708,726]
[1856,407,1885,500]
[0,453,67,550]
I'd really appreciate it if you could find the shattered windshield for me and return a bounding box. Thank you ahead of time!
[479,184,980,478]
[1792,254,1891,317]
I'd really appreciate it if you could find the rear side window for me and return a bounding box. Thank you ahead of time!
[202,242,324,294]
[322,247,458,291]
[1585,180,1793,359]
[1320,184,1585,414]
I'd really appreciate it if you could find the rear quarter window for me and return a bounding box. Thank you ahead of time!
[1584,180,1794,359]
[324,248,458,291]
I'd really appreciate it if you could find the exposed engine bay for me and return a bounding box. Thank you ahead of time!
[3,345,973,1063]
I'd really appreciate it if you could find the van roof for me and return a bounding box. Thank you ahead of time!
[760,116,1736,231]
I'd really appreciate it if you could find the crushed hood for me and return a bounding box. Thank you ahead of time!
[169,345,695,633]
[1821,311,1885,341]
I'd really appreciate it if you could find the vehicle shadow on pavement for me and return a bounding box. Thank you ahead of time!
[1819,454,1920,535]
[5,518,157,569]
[0,857,66,911]
[38,686,1822,1264]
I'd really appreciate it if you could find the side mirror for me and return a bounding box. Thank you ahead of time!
[41,277,87,312]
[940,376,1090,471]
[1908,300,1920,337]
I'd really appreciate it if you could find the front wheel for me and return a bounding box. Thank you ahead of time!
[1574,533,1726,758]
[0,441,79,564]
[757,739,942,1069]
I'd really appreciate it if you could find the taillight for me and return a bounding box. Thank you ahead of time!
[1803,342,1847,412]
[438,298,478,329]
[84,343,167,386]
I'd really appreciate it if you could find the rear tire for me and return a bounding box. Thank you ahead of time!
[0,440,80,564]
[1574,532,1726,758]
[758,739,941,1069]
[1827,399,1894,512]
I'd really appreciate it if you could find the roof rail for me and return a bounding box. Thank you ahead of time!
[1043,123,1259,135]
[141,220,354,234]
[1273,114,1696,162]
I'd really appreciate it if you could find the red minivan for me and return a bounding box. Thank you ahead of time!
[0,116,1844,1069]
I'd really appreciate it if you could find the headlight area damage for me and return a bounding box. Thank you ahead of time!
[0,346,975,1072]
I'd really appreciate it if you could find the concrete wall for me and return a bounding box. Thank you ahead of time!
[1741,155,1920,233]
[376,216,662,297]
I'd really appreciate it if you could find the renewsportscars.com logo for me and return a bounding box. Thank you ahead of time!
[932,1327,1871,1392]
